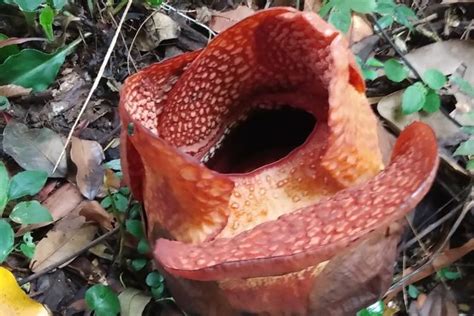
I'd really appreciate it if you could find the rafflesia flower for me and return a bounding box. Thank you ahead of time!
[120,7,439,315]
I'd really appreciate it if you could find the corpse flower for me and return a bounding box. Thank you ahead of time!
[120,7,439,315]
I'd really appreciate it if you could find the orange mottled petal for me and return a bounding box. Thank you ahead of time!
[155,122,438,280]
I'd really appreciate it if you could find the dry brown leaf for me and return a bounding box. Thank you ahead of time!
[136,12,180,52]
[104,169,121,191]
[70,137,105,200]
[0,84,32,97]
[76,200,115,231]
[210,6,255,33]
[404,40,474,82]
[303,0,323,13]
[348,14,373,45]
[30,214,97,272]
[408,285,458,316]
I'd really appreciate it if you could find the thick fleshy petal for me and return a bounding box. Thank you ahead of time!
[155,122,438,280]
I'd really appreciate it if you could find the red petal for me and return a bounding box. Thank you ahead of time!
[155,122,438,280]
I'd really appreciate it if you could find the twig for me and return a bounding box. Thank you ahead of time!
[18,226,120,285]
[161,3,217,39]
[368,14,423,81]
[52,0,134,175]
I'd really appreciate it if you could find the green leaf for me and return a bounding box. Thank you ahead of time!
[104,159,121,171]
[151,283,164,299]
[422,69,447,90]
[384,59,408,82]
[146,271,164,288]
[394,5,417,29]
[328,7,352,33]
[0,96,10,111]
[0,38,81,92]
[422,89,441,113]
[466,159,474,170]
[365,57,384,68]
[0,162,9,216]
[52,0,67,9]
[8,170,48,200]
[112,193,128,213]
[125,219,144,238]
[39,5,55,42]
[349,0,376,13]
[437,267,462,280]
[376,15,394,29]
[451,76,474,97]
[319,0,335,17]
[454,139,474,156]
[402,82,427,114]
[407,285,419,299]
[375,0,396,14]
[14,0,44,11]
[362,68,378,81]
[129,203,141,219]
[101,196,112,209]
[10,201,53,224]
[0,219,14,263]
[85,284,120,316]
[20,232,35,259]
[131,258,147,271]
[146,0,163,6]
[0,33,20,63]
[357,300,384,316]
[137,238,150,254]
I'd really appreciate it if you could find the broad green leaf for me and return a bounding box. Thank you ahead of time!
[365,57,384,68]
[137,238,150,254]
[52,0,67,9]
[422,89,441,113]
[0,220,14,263]
[0,38,81,92]
[14,0,44,11]
[8,170,48,200]
[0,34,20,63]
[125,219,144,238]
[362,68,378,81]
[131,258,147,271]
[101,196,112,209]
[104,159,121,171]
[146,271,164,288]
[451,76,474,97]
[422,69,447,90]
[357,300,384,316]
[0,96,10,111]
[85,284,120,316]
[39,5,55,42]
[375,0,396,14]
[319,0,335,17]
[407,285,419,299]
[328,7,352,33]
[129,203,141,219]
[402,82,427,114]
[462,126,474,135]
[454,139,474,156]
[467,159,474,170]
[384,58,408,82]
[394,5,417,29]
[350,0,376,14]
[437,267,462,280]
[0,162,8,216]
[377,15,393,29]
[10,201,53,224]
[111,193,128,213]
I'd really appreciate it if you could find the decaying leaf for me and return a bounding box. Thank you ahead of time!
[70,137,105,200]
[348,14,373,44]
[76,200,115,231]
[408,285,458,316]
[30,214,97,272]
[0,267,50,316]
[136,12,180,52]
[2,121,67,177]
[210,6,255,33]
[0,84,32,98]
[118,288,152,316]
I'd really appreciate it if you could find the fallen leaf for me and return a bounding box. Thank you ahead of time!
[408,285,458,316]
[404,40,474,83]
[104,169,121,191]
[348,14,373,44]
[118,288,152,316]
[210,6,255,33]
[2,121,68,178]
[70,137,105,200]
[0,267,50,316]
[0,84,32,98]
[303,0,323,13]
[136,12,180,52]
[30,214,97,272]
[76,200,115,231]
[0,37,45,49]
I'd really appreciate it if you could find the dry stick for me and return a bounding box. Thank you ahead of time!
[19,226,120,286]
[52,0,134,175]
[368,14,423,81]
[161,3,217,38]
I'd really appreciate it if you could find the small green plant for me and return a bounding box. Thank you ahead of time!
[85,284,121,316]
[0,162,52,263]
[357,300,385,316]
[146,271,165,298]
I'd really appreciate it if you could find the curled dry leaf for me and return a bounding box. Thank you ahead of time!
[136,12,180,52]
[0,267,50,316]
[348,14,373,45]
[118,288,152,316]
[76,200,115,231]
[2,121,67,177]
[30,214,97,272]
[210,5,255,33]
[0,84,32,98]
[70,137,105,200]
[0,37,46,49]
